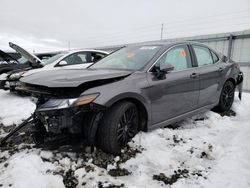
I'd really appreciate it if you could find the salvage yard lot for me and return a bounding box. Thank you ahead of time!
[0,90,250,188]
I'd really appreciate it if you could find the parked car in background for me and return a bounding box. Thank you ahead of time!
[0,49,19,65]
[0,43,57,74]
[0,44,109,91]
[17,42,243,155]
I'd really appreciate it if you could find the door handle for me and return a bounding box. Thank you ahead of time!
[218,67,224,72]
[190,73,198,78]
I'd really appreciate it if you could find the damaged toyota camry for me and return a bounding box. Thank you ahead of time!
[11,42,243,155]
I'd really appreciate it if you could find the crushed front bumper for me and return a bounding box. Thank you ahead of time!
[35,102,105,135]
[36,107,84,134]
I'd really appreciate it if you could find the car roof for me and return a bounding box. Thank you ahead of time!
[59,49,109,55]
[125,41,209,48]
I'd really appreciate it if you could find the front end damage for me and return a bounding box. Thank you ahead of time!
[0,69,31,91]
[0,69,131,149]
[35,96,106,146]
[1,82,109,149]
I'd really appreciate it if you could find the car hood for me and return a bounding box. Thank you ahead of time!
[9,42,43,67]
[20,68,133,88]
[0,50,18,63]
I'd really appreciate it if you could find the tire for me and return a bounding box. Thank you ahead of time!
[96,101,139,155]
[216,80,235,112]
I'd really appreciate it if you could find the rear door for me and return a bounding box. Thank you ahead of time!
[147,44,200,125]
[191,44,225,107]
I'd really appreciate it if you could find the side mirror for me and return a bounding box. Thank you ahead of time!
[159,63,174,73]
[58,60,67,66]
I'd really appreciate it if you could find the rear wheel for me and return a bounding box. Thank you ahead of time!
[217,81,235,112]
[97,102,139,155]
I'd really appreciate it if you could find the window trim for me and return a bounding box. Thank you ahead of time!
[147,43,195,73]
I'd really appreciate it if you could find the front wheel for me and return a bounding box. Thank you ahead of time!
[96,102,139,155]
[216,81,235,112]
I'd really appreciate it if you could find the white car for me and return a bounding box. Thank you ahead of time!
[21,49,109,77]
[0,45,109,91]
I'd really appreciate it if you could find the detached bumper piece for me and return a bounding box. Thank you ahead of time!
[236,71,243,100]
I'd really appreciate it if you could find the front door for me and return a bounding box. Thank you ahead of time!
[147,44,199,125]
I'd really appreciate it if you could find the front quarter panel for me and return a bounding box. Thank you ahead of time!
[81,72,152,122]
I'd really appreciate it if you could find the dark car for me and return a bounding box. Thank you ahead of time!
[0,49,20,65]
[16,42,243,155]
[0,42,57,75]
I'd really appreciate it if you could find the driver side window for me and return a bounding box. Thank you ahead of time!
[62,52,89,65]
[155,45,192,71]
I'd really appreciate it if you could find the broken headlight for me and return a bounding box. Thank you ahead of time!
[37,93,99,111]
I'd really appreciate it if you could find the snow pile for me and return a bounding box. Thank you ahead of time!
[0,90,250,188]
[0,150,64,188]
[0,91,35,126]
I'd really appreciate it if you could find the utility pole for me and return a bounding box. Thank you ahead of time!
[160,23,164,40]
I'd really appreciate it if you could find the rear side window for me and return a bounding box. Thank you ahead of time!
[193,45,213,66]
[91,52,106,62]
[155,45,192,71]
[211,50,219,63]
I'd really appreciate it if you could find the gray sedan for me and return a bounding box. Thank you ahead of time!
[17,41,243,155]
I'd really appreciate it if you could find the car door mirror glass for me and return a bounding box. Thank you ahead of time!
[160,63,174,73]
[58,60,67,66]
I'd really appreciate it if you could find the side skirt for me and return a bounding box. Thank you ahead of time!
[148,103,217,131]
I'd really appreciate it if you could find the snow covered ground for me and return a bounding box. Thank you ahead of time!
[0,90,250,188]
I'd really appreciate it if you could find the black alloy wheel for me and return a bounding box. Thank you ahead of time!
[217,81,235,112]
[117,106,138,146]
[97,102,139,155]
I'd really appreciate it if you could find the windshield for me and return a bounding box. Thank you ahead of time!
[18,56,29,64]
[90,45,161,70]
[42,53,67,65]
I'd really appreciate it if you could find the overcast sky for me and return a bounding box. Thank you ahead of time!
[0,0,250,52]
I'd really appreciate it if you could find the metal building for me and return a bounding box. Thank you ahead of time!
[97,30,250,91]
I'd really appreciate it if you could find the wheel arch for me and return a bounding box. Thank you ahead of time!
[225,77,236,86]
[105,93,150,132]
